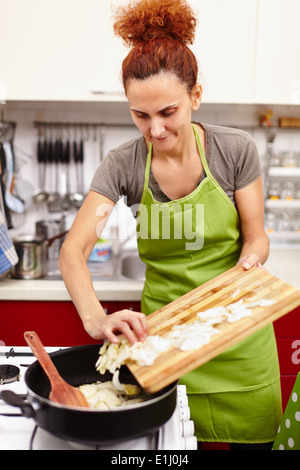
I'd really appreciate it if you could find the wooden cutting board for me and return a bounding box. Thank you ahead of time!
[127,265,300,393]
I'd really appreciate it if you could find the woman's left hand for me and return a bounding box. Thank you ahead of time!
[237,254,268,272]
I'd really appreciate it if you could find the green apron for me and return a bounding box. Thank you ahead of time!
[136,124,282,443]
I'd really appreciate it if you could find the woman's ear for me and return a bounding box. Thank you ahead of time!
[191,84,202,111]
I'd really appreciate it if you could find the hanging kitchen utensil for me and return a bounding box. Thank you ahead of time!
[14,178,33,211]
[79,138,84,194]
[44,130,55,205]
[3,141,24,214]
[0,157,6,221]
[62,137,71,211]
[33,129,48,203]
[99,126,103,163]
[47,137,63,212]
[24,331,89,408]
[0,143,12,228]
[69,135,84,208]
[6,141,28,229]
[45,133,54,164]
[12,143,34,212]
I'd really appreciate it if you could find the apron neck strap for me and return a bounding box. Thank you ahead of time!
[144,123,211,188]
[144,141,152,188]
[191,123,211,178]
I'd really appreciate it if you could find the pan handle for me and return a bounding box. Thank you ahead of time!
[46,229,69,248]
[0,390,35,418]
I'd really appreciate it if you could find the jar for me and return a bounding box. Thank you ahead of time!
[281,181,295,200]
[265,211,277,233]
[277,212,291,232]
[295,182,300,200]
[267,180,281,199]
[269,153,281,167]
[292,213,300,232]
[281,152,298,167]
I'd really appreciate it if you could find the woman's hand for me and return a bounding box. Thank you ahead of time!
[235,177,270,272]
[84,308,149,345]
[237,254,268,272]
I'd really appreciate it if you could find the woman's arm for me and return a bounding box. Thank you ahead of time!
[235,176,269,270]
[59,190,148,344]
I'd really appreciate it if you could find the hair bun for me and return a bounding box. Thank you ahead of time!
[113,0,197,47]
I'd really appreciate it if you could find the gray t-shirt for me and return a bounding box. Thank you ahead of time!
[90,123,262,209]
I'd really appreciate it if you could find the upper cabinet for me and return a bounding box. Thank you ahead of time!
[189,0,257,104]
[254,0,300,105]
[1,0,299,104]
[0,0,127,101]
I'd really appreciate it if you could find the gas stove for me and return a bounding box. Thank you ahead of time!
[0,346,197,450]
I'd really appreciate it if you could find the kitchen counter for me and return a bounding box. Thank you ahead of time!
[264,247,300,290]
[0,248,299,301]
[0,250,145,301]
[0,278,144,301]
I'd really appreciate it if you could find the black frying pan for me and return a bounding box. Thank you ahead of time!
[1,344,177,445]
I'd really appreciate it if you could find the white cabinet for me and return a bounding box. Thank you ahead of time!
[0,0,127,101]
[1,0,257,103]
[254,0,300,104]
[1,0,300,104]
[189,0,257,103]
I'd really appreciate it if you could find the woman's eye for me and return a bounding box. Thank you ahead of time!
[161,109,176,117]
[136,113,148,119]
[134,108,176,119]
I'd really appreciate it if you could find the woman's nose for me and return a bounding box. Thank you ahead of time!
[150,118,165,138]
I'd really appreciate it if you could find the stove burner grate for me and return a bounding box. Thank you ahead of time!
[0,365,20,385]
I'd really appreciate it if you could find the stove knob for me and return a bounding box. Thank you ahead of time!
[184,435,198,450]
[177,384,187,395]
[177,394,188,408]
[178,406,190,421]
[182,420,195,437]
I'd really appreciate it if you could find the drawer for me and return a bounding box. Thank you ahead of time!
[274,306,300,337]
[280,375,298,411]
[0,300,118,346]
[118,301,141,312]
[276,338,300,374]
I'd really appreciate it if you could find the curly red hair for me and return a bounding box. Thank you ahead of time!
[113,0,198,94]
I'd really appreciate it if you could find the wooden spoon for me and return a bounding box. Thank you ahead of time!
[24,331,89,408]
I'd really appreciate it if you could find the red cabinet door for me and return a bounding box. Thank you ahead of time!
[274,306,300,410]
[276,338,300,375]
[0,300,118,346]
[274,306,300,337]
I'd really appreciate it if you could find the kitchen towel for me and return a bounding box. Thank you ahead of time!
[273,372,300,450]
[0,210,18,274]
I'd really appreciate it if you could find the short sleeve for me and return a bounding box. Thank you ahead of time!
[234,133,263,190]
[89,137,147,207]
[90,150,128,203]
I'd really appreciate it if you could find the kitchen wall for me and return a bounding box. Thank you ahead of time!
[1,100,300,249]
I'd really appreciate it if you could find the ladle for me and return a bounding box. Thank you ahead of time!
[24,331,90,408]
[69,138,84,208]
[3,142,25,213]
[47,138,63,212]
[33,132,48,203]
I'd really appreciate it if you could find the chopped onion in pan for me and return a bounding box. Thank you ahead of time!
[77,380,148,410]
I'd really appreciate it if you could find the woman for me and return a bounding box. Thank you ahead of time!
[59,0,282,449]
